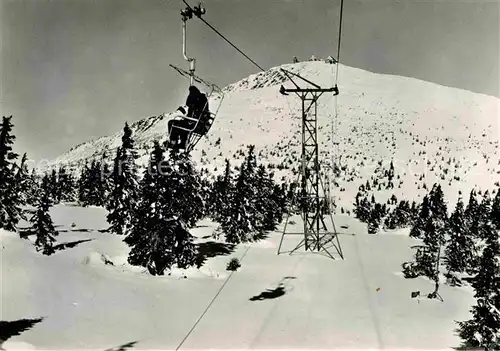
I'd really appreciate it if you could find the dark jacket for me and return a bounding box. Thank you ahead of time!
[185,86,209,118]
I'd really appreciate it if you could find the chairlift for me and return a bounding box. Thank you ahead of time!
[168,65,224,152]
[167,0,225,153]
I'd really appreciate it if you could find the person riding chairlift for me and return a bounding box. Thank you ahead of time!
[168,85,210,150]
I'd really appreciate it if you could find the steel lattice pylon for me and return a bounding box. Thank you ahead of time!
[277,69,344,260]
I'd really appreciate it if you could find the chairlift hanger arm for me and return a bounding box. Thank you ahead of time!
[169,64,223,94]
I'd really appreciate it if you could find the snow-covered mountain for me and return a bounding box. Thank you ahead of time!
[46,61,500,210]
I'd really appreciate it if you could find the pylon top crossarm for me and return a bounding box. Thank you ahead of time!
[280,68,321,89]
[279,69,339,96]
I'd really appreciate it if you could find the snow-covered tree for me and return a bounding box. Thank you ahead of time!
[409,195,430,239]
[99,153,113,201]
[444,196,475,286]
[368,203,384,234]
[456,208,500,349]
[0,116,24,231]
[354,193,373,223]
[210,159,234,222]
[77,162,91,205]
[253,165,276,231]
[464,189,480,236]
[491,187,500,230]
[161,148,205,228]
[25,168,42,206]
[48,169,60,204]
[271,182,287,226]
[78,160,107,206]
[476,191,493,240]
[125,141,196,275]
[57,165,76,202]
[12,153,30,209]
[106,123,140,234]
[384,200,413,230]
[219,146,259,243]
[220,165,254,243]
[28,174,58,255]
[403,184,448,299]
[467,191,498,276]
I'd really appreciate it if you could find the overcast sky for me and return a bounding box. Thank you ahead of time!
[1,0,499,162]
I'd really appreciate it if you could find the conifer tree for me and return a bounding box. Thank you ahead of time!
[409,195,430,239]
[77,162,91,206]
[444,196,475,286]
[28,174,58,255]
[271,181,287,226]
[57,165,76,202]
[464,189,479,238]
[456,207,500,349]
[384,200,413,230]
[388,160,395,183]
[254,164,275,231]
[106,123,140,234]
[424,184,448,298]
[125,141,196,275]
[26,168,41,206]
[491,187,500,230]
[404,184,448,299]
[219,146,259,243]
[467,191,497,276]
[159,148,205,227]
[368,203,384,234]
[99,153,113,202]
[210,159,234,222]
[476,191,493,240]
[91,160,107,206]
[410,201,420,224]
[354,195,373,223]
[48,169,60,204]
[77,160,106,206]
[0,116,24,231]
[220,163,254,243]
[13,153,29,210]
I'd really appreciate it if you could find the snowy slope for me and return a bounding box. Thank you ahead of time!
[1,204,476,350]
[45,61,500,210]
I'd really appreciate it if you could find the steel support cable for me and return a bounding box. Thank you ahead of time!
[329,0,344,209]
[192,12,265,72]
[175,244,252,350]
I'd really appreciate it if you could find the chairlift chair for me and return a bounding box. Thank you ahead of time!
[168,64,224,152]
[166,0,224,153]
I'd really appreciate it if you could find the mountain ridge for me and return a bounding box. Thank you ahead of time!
[45,61,500,211]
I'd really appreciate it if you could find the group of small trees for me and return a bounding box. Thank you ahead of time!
[384,200,419,230]
[208,145,288,244]
[353,192,390,234]
[1,118,290,272]
[455,189,499,349]
[78,158,110,206]
[400,184,499,349]
[0,116,60,254]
